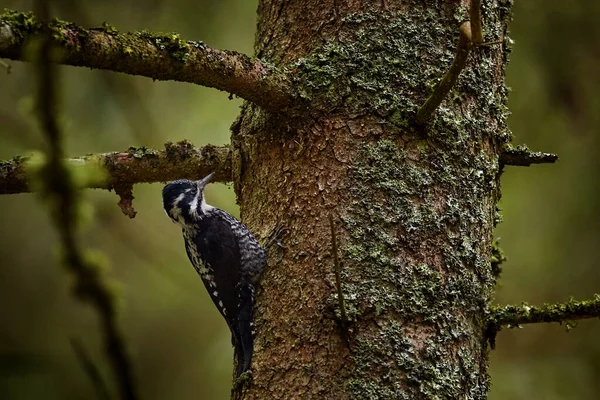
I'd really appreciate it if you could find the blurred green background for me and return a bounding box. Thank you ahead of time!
[0,1,598,399]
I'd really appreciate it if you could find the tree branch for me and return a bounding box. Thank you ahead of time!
[0,10,295,113]
[415,22,472,125]
[34,0,138,397]
[490,295,600,327]
[329,214,348,324]
[500,144,558,166]
[470,0,483,44]
[70,338,111,400]
[0,141,232,195]
[415,0,505,126]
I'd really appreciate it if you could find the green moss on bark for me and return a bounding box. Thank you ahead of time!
[0,10,40,39]
[287,2,513,397]
[292,2,512,141]
[340,137,496,397]
[1,10,201,63]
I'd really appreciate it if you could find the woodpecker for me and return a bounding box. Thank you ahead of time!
[162,172,267,377]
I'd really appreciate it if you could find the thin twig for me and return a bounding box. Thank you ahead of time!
[470,0,483,44]
[35,1,138,399]
[0,10,296,113]
[329,214,348,323]
[415,22,472,125]
[70,338,112,400]
[0,141,232,195]
[0,58,11,73]
[414,0,504,126]
[477,40,504,47]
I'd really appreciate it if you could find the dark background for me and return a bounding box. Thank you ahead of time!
[0,1,598,398]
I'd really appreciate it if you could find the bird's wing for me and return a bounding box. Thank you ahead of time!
[192,212,242,325]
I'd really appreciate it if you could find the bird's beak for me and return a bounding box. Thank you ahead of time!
[196,172,214,188]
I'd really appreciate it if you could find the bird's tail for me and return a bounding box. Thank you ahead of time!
[234,283,255,377]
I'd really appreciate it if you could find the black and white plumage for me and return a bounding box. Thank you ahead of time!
[162,173,266,377]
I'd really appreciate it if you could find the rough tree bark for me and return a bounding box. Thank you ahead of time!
[13,0,597,399]
[232,1,511,398]
[2,0,600,398]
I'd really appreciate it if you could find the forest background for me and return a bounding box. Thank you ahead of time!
[0,0,598,399]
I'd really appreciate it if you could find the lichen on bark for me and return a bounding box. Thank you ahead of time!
[0,9,295,113]
[234,1,513,399]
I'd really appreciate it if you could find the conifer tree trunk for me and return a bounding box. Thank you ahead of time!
[0,1,520,398]
[3,2,600,399]
[234,1,512,398]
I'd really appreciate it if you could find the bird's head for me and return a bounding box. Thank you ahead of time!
[162,172,214,225]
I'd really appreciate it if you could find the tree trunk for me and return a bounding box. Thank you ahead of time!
[234,1,511,398]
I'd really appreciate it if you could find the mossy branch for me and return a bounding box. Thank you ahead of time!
[500,144,558,166]
[490,295,600,328]
[0,10,295,113]
[0,141,232,195]
[34,0,138,398]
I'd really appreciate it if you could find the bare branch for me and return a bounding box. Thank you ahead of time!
[501,144,558,166]
[0,10,295,113]
[34,0,138,397]
[0,141,232,195]
[0,57,11,73]
[329,213,348,323]
[415,22,472,125]
[70,338,111,400]
[470,0,483,44]
[490,295,600,328]
[414,0,505,126]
